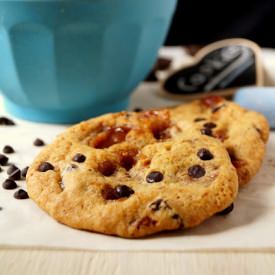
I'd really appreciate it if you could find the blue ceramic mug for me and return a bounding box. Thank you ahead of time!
[0,0,177,123]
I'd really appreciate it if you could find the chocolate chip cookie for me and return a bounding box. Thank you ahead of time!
[171,95,270,186]
[27,111,238,238]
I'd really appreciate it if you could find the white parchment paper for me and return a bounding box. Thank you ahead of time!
[0,82,275,252]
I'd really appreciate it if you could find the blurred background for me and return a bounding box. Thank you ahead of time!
[166,0,275,47]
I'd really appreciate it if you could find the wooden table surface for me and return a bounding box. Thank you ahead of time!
[1,248,275,275]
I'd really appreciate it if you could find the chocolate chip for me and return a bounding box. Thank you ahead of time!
[146,171,164,183]
[2,179,17,190]
[98,160,116,176]
[115,185,134,198]
[194,118,206,122]
[118,149,138,171]
[120,155,136,171]
[172,214,180,219]
[0,154,8,166]
[197,148,214,161]
[72,153,86,163]
[203,122,217,129]
[38,162,54,172]
[133,107,143,113]
[9,168,21,181]
[101,184,119,200]
[3,145,14,154]
[188,165,206,178]
[149,199,163,211]
[21,166,29,179]
[0,207,3,211]
[0,116,15,125]
[33,138,45,146]
[14,189,29,200]
[217,203,234,215]
[149,199,171,211]
[0,166,2,172]
[101,184,134,200]
[200,128,213,136]
[7,164,18,175]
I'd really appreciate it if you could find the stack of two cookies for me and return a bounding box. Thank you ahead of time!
[27,96,269,238]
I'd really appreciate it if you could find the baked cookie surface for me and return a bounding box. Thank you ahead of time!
[171,96,270,186]
[27,110,238,238]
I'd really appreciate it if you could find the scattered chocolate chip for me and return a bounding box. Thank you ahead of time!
[14,189,29,200]
[0,207,3,211]
[7,164,18,175]
[33,138,45,146]
[217,203,234,215]
[0,154,8,166]
[2,179,17,190]
[212,104,225,113]
[21,166,29,179]
[149,199,163,211]
[194,118,206,122]
[146,171,164,183]
[9,168,21,181]
[115,185,134,198]
[133,107,143,113]
[203,122,217,129]
[38,162,54,172]
[0,166,2,172]
[3,145,14,154]
[200,128,213,136]
[197,148,214,161]
[72,153,86,163]
[0,116,15,125]
[98,160,116,176]
[188,165,206,178]
[101,184,119,200]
